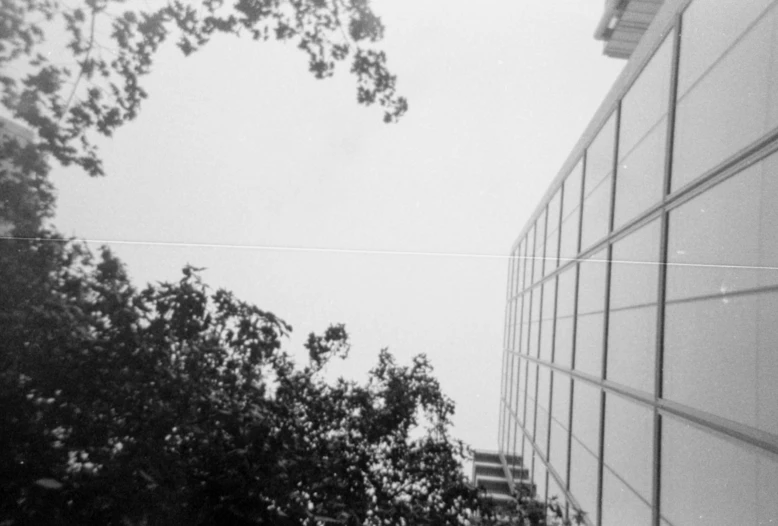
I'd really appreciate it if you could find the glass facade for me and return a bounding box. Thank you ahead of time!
[499,1,778,524]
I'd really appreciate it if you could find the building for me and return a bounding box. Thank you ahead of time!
[0,116,41,236]
[497,1,778,524]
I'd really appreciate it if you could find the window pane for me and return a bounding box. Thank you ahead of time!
[602,470,652,526]
[570,380,601,526]
[673,4,778,190]
[539,319,554,363]
[547,190,562,239]
[678,0,773,97]
[614,121,666,229]
[572,380,601,453]
[548,476,569,523]
[602,395,653,526]
[512,298,523,353]
[535,404,550,457]
[554,317,573,369]
[526,396,536,441]
[569,443,599,526]
[608,221,659,392]
[538,366,551,411]
[607,306,656,393]
[526,362,537,406]
[549,419,569,487]
[550,372,571,484]
[661,416,778,526]
[555,267,576,367]
[667,159,778,302]
[575,312,604,378]
[523,292,533,355]
[534,459,548,502]
[560,211,580,265]
[576,251,607,378]
[578,250,608,315]
[542,278,557,322]
[664,290,778,435]
[610,220,660,309]
[620,31,673,156]
[556,267,577,318]
[517,358,527,425]
[580,176,612,251]
[586,114,617,195]
[527,226,536,285]
[521,293,531,356]
[545,226,560,274]
[534,211,547,284]
[563,161,584,219]
[529,288,542,358]
[539,279,557,362]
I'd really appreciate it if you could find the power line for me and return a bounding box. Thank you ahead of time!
[4,235,778,272]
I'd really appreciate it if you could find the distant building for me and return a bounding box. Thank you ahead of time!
[1,116,38,236]
[497,1,778,524]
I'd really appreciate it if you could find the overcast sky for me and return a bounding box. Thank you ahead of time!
[47,0,624,451]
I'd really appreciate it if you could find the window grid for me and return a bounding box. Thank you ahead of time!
[498,3,778,524]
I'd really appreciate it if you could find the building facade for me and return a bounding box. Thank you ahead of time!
[0,116,41,236]
[498,1,778,524]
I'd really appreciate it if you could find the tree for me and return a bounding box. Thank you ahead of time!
[1,234,495,525]
[1,0,408,177]
[1,3,578,524]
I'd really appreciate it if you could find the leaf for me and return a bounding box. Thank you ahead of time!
[34,478,63,490]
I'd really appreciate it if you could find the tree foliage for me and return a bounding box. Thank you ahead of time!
[1,233,493,525]
[1,0,408,177]
[0,3,583,524]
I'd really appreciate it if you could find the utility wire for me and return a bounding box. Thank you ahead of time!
[4,235,778,271]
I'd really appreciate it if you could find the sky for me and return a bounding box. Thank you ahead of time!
[42,0,625,452]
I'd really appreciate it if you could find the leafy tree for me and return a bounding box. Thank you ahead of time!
[1,230,584,526]
[0,3,581,524]
[1,234,492,525]
[1,0,408,177]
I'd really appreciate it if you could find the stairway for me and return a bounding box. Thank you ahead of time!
[471,450,530,508]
